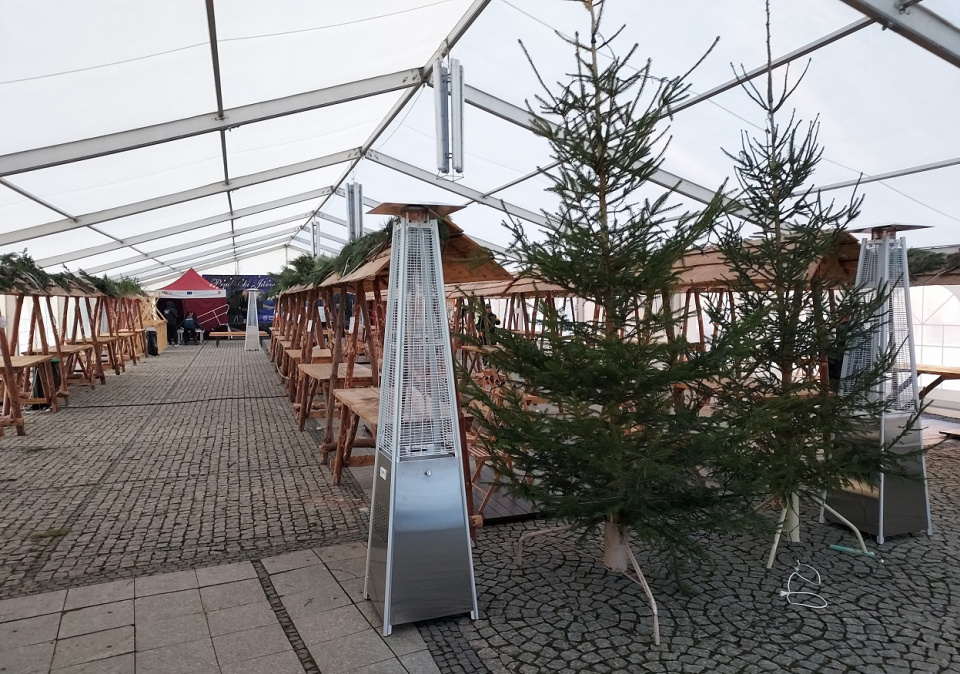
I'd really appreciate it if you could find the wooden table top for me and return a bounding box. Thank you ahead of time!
[58,344,93,354]
[918,364,960,377]
[75,336,117,344]
[8,354,54,368]
[298,362,373,382]
[333,387,381,425]
[312,347,332,360]
[284,348,303,361]
[117,329,144,335]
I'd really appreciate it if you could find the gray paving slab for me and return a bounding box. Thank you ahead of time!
[212,622,291,666]
[0,592,65,624]
[399,649,443,674]
[305,629,394,674]
[57,600,133,639]
[270,565,336,598]
[314,542,367,564]
[134,589,203,623]
[134,611,209,651]
[51,652,134,673]
[0,613,60,651]
[63,581,133,611]
[0,640,55,674]
[50,625,133,670]
[199,579,265,613]
[291,604,369,646]
[324,556,366,582]
[278,584,352,620]
[345,659,407,674]
[219,649,305,674]
[261,550,321,575]
[205,601,276,638]
[134,636,219,674]
[196,562,257,588]
[134,571,198,597]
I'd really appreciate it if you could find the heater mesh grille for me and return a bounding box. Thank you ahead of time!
[841,238,917,410]
[376,220,456,460]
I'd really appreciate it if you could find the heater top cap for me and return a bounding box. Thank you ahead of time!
[849,223,931,236]
[368,203,465,219]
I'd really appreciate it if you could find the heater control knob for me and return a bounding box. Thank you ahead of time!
[424,470,432,476]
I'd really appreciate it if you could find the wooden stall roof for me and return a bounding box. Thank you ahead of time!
[912,270,960,286]
[673,232,861,290]
[320,221,511,289]
[446,276,570,299]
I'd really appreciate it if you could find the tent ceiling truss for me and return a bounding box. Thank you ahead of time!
[3,0,959,279]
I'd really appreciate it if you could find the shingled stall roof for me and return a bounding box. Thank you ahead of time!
[672,232,862,291]
[320,219,511,289]
[446,276,570,300]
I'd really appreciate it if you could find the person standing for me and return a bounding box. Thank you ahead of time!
[163,302,178,346]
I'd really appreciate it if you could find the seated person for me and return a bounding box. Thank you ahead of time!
[181,312,201,344]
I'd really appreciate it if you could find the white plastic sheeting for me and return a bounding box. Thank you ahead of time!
[1,0,958,287]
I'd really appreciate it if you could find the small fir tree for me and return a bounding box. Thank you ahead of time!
[463,0,764,582]
[706,1,912,563]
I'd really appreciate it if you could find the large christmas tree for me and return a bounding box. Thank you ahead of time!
[463,0,763,582]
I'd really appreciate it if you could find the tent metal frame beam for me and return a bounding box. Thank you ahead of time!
[1,150,356,246]
[81,216,306,274]
[670,17,875,114]
[140,243,289,285]
[462,85,728,209]
[36,185,332,268]
[0,71,419,177]
[839,0,960,68]
[119,230,296,279]
[364,150,554,229]
[293,0,494,239]
[810,153,960,193]
[134,233,293,281]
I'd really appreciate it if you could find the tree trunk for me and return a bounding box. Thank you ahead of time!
[603,520,631,573]
[784,492,801,543]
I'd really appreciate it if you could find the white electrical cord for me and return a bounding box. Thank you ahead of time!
[779,562,828,610]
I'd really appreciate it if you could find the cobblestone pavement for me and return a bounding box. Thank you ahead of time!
[3,343,960,672]
[443,434,960,674]
[0,343,368,600]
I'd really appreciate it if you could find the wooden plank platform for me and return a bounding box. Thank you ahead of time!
[471,464,539,524]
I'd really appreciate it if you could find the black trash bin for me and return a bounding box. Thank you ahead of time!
[30,358,61,410]
[146,330,159,356]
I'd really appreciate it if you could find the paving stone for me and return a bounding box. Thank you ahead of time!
[64,581,134,611]
[325,556,366,582]
[211,622,290,665]
[0,591,66,624]
[279,584,352,620]
[383,624,428,657]
[134,589,203,623]
[205,601,277,637]
[135,637,219,674]
[135,571,198,597]
[51,626,134,670]
[315,542,367,563]
[345,658,407,674]
[58,600,133,639]
[306,629,394,673]
[219,649,305,674]
[0,640,55,674]
[51,652,135,673]
[270,565,337,598]
[292,604,369,645]
[135,611,209,651]
[261,550,321,575]
[0,613,60,651]
[196,562,257,588]
[199,579,265,612]
[399,648,444,674]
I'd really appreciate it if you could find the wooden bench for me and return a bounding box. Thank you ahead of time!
[295,362,373,431]
[208,331,268,347]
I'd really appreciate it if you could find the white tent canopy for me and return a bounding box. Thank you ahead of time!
[2,0,959,288]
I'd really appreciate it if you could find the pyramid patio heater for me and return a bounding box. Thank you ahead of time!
[363,203,478,636]
[244,290,260,351]
[826,224,932,544]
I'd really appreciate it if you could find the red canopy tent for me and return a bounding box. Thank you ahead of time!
[158,268,228,329]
